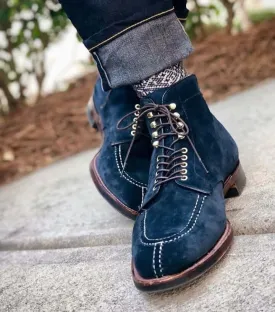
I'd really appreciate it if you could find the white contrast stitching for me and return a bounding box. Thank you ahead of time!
[114,146,144,189]
[159,242,164,277]
[118,145,147,187]
[143,195,200,241]
[152,244,158,278]
[141,187,145,206]
[141,195,207,246]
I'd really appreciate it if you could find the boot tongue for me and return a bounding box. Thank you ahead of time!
[141,76,214,208]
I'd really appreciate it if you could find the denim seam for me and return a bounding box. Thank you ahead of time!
[140,195,207,246]
[88,7,175,51]
[143,194,200,241]
[176,16,188,35]
[93,52,112,87]
[114,145,144,189]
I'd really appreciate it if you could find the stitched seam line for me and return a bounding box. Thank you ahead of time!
[152,244,158,278]
[93,52,112,87]
[88,7,175,51]
[93,155,137,214]
[143,195,200,241]
[118,145,147,187]
[162,89,201,105]
[141,195,207,246]
[159,242,164,277]
[114,146,144,189]
[141,187,145,207]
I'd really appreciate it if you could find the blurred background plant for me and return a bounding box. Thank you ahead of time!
[185,0,275,40]
[1,0,275,114]
[0,0,69,113]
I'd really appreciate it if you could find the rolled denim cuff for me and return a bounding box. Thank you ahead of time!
[92,12,193,90]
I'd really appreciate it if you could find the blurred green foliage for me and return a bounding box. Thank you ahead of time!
[249,9,275,25]
[185,2,222,40]
[1,0,274,114]
[0,0,69,112]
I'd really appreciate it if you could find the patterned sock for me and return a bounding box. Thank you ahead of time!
[133,63,188,98]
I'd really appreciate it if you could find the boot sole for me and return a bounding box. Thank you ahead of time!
[90,155,139,220]
[132,163,246,292]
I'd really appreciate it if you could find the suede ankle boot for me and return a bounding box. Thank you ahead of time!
[89,78,152,219]
[126,75,246,291]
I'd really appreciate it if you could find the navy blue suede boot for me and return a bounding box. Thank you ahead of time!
[89,78,152,219]
[128,75,246,291]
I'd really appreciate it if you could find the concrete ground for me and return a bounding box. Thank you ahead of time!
[1,80,275,312]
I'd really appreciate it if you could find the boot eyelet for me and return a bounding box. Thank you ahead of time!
[131,130,136,136]
[169,103,176,110]
[181,155,188,161]
[134,111,139,117]
[181,176,188,181]
[132,124,137,130]
[152,131,158,138]
[181,162,187,168]
[133,117,138,122]
[147,112,154,118]
[173,112,180,118]
[181,169,187,174]
[150,121,157,128]
[182,148,188,153]
[135,104,141,110]
[153,141,159,148]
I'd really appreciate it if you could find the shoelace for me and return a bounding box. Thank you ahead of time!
[117,103,208,188]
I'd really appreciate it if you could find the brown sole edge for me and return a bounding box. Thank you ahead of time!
[90,154,138,220]
[132,220,233,293]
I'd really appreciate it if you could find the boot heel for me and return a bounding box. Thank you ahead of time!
[87,101,100,132]
[224,164,246,199]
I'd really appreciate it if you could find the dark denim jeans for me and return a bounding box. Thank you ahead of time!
[59,0,193,90]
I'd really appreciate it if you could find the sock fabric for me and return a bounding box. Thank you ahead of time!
[133,62,188,98]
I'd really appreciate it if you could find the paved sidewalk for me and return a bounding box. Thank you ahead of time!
[1,80,275,311]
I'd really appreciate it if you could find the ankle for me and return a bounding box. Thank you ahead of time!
[133,62,188,98]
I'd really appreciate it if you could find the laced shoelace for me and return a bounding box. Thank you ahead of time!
[117,103,208,188]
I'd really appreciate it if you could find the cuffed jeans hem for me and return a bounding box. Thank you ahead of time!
[92,12,193,90]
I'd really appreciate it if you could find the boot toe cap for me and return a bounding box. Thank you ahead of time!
[132,189,227,279]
